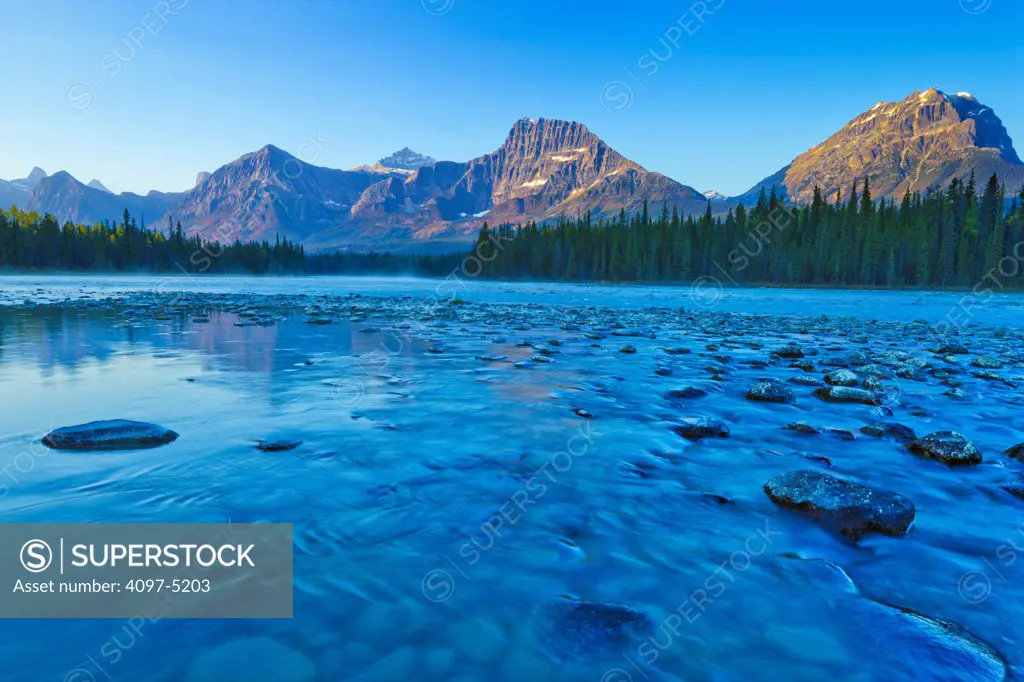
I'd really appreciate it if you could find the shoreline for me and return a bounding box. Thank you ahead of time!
[1,269,1023,295]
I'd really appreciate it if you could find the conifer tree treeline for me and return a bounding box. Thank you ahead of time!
[0,207,460,276]
[477,173,1024,288]
[4,172,1024,288]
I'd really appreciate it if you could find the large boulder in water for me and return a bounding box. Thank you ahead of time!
[747,380,796,404]
[764,469,915,538]
[907,431,981,465]
[42,420,178,450]
[824,369,859,387]
[780,556,1007,681]
[860,604,1007,681]
[814,386,880,405]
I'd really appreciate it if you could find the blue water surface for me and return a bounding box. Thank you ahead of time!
[0,276,1022,681]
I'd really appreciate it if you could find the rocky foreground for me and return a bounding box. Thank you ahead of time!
[10,288,1024,680]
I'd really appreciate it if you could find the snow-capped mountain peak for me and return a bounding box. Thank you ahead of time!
[703,190,731,201]
[352,148,438,175]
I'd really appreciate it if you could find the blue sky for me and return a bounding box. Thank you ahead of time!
[1,0,1021,196]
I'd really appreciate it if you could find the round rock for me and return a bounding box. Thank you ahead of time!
[42,420,179,451]
[747,381,796,404]
[824,369,859,387]
[764,469,915,538]
[907,431,981,465]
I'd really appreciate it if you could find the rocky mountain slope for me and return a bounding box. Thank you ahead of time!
[148,119,710,251]
[23,172,182,225]
[334,118,710,248]
[740,88,1024,204]
[168,144,385,245]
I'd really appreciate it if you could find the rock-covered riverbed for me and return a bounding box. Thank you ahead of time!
[1,284,1023,681]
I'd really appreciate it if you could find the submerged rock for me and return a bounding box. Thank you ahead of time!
[867,606,1008,682]
[936,341,969,355]
[42,420,178,450]
[747,380,796,404]
[789,375,825,387]
[972,356,1004,369]
[860,422,917,443]
[1004,443,1024,461]
[185,637,315,682]
[256,439,303,452]
[785,422,854,440]
[814,386,880,405]
[907,431,982,465]
[862,376,883,391]
[673,418,730,440]
[773,342,805,358]
[786,421,822,435]
[664,386,708,400]
[763,469,915,538]
[538,599,651,658]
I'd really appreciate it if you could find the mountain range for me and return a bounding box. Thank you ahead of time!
[4,88,1021,252]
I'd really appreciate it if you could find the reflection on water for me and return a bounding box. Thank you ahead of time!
[0,287,1022,681]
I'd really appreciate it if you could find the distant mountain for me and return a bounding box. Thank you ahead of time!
[0,167,47,209]
[167,144,385,245]
[0,180,28,209]
[352,147,438,175]
[87,179,112,193]
[14,167,47,191]
[159,119,712,251]
[24,172,182,226]
[195,171,211,186]
[702,190,731,201]
[741,88,1024,204]
[333,117,710,249]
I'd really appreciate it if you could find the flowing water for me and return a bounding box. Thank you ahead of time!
[1,275,1023,681]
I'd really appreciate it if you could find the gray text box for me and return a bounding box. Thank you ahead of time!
[0,523,292,618]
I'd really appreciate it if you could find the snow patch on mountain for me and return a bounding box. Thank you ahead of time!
[703,190,731,201]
